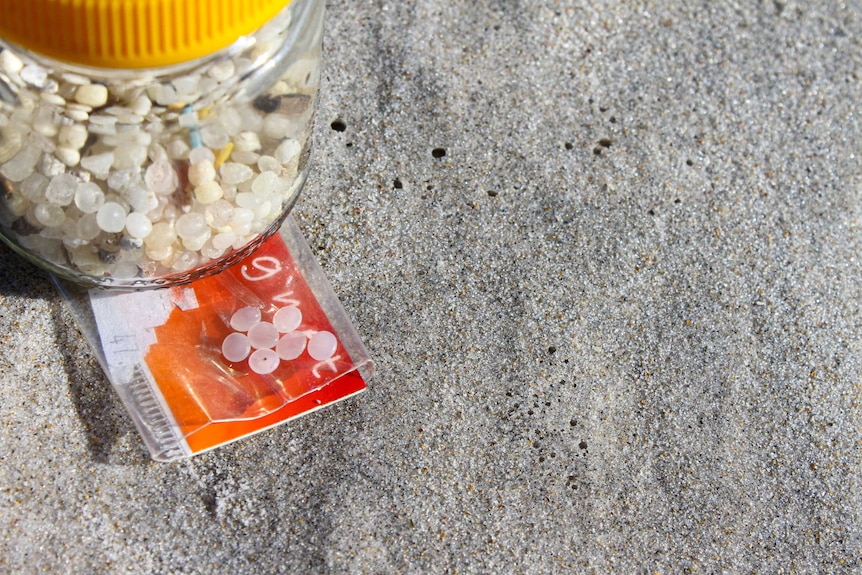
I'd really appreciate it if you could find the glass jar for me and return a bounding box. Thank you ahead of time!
[0,0,322,288]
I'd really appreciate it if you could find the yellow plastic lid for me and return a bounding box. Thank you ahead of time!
[0,0,292,69]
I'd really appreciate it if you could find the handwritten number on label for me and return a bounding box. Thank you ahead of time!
[240,256,282,281]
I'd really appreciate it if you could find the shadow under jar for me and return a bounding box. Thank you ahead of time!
[0,0,323,288]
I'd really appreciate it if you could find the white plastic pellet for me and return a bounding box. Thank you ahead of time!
[74,182,105,213]
[275,139,301,164]
[20,172,49,202]
[307,331,337,361]
[171,250,199,271]
[188,160,215,186]
[207,60,235,82]
[125,212,153,239]
[0,50,24,74]
[54,146,80,167]
[273,306,302,333]
[75,213,101,240]
[232,131,261,152]
[194,181,223,204]
[257,155,280,173]
[262,114,291,140]
[74,84,109,107]
[112,143,147,170]
[45,174,77,205]
[187,146,215,165]
[249,348,279,375]
[276,332,306,361]
[230,150,260,165]
[230,306,261,332]
[58,124,88,150]
[251,171,279,194]
[222,332,251,362]
[144,160,178,195]
[219,162,254,186]
[20,65,48,88]
[175,212,207,239]
[201,123,229,149]
[248,321,279,349]
[171,75,200,96]
[1,145,42,182]
[153,84,178,106]
[205,200,233,228]
[166,139,190,160]
[96,202,127,233]
[34,203,65,227]
[130,94,152,116]
[80,152,114,179]
[144,221,176,249]
[211,230,237,251]
[181,230,210,252]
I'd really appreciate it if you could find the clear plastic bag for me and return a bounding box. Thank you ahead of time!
[56,215,372,461]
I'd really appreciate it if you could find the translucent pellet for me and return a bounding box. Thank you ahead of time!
[20,172,49,202]
[230,150,259,165]
[208,60,235,82]
[126,186,158,213]
[235,192,262,210]
[187,146,215,165]
[205,199,233,228]
[125,212,153,239]
[153,84,178,106]
[72,213,99,241]
[171,75,200,96]
[182,229,210,251]
[200,240,225,260]
[249,349,279,375]
[276,332,306,360]
[144,221,176,249]
[251,171,279,194]
[275,139,301,164]
[194,181,223,204]
[232,131,261,152]
[188,160,216,187]
[45,174,78,206]
[273,305,302,333]
[80,152,114,179]
[248,321,279,350]
[171,250,199,271]
[175,212,207,239]
[262,113,291,140]
[222,332,251,362]
[257,155,280,173]
[20,65,48,88]
[55,147,80,167]
[201,123,229,149]
[107,169,139,191]
[34,203,65,227]
[166,139,190,161]
[307,331,337,361]
[130,94,152,117]
[74,84,108,107]
[230,306,261,332]
[1,145,42,182]
[113,143,148,170]
[144,160,178,195]
[74,181,105,213]
[58,124,88,150]
[219,162,253,185]
[145,244,173,261]
[212,231,237,251]
[111,260,140,279]
[96,202,127,233]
